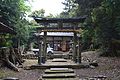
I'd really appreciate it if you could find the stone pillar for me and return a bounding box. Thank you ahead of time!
[30,43,33,50]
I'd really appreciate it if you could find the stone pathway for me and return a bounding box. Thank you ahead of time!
[40,58,79,80]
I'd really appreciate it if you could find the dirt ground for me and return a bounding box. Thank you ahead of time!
[75,51,120,80]
[0,51,120,80]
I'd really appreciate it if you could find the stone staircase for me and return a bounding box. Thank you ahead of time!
[39,58,79,80]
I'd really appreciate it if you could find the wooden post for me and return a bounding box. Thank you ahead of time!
[43,31,47,63]
[73,23,78,63]
[38,37,42,65]
[53,37,54,50]
[73,32,77,63]
[77,36,81,63]
[58,21,63,29]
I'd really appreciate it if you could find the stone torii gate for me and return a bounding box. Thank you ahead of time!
[33,17,86,65]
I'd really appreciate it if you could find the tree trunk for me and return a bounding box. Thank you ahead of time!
[0,47,23,71]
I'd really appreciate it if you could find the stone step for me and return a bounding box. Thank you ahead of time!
[41,77,79,80]
[45,68,74,74]
[42,73,76,78]
[30,63,89,69]
[52,58,67,62]
[52,54,64,58]
[3,77,19,80]
[50,68,69,71]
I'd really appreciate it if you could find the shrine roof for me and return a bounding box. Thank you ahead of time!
[0,22,16,34]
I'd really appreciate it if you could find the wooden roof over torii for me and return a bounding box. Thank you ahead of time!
[34,17,86,23]
[33,17,86,32]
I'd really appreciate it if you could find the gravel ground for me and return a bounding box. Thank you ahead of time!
[13,69,44,80]
[1,51,120,80]
[0,68,44,80]
[75,57,120,80]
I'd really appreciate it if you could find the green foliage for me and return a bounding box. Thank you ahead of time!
[58,0,78,18]
[29,9,45,17]
[91,0,120,56]
[46,13,54,18]
[0,34,13,47]
[62,0,120,56]
[0,0,31,47]
[29,9,55,18]
[64,0,78,10]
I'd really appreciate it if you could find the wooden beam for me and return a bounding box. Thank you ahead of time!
[38,40,42,65]
[37,27,80,30]
[40,29,80,32]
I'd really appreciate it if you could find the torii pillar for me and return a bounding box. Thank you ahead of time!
[73,32,77,63]
[73,23,78,63]
[77,36,81,63]
[43,29,47,63]
[38,39,42,65]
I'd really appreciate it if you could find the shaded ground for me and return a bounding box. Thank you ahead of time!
[0,59,44,80]
[0,68,43,80]
[0,51,120,80]
[74,51,120,80]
